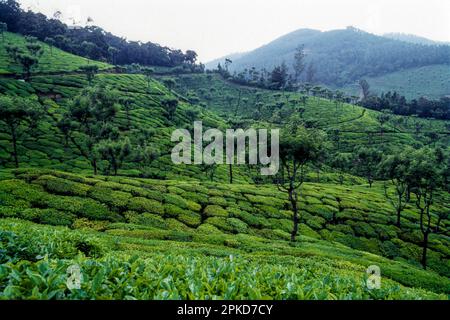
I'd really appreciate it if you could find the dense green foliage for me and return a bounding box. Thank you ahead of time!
[0,32,448,300]
[0,0,199,68]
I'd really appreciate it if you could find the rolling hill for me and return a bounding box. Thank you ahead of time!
[206,27,450,99]
[0,32,449,300]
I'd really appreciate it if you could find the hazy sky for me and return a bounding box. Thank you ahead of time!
[19,0,450,62]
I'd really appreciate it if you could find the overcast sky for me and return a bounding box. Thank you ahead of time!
[19,0,450,63]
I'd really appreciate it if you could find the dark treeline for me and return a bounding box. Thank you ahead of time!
[0,0,198,67]
[361,92,450,120]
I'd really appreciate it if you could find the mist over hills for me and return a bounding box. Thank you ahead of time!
[206,27,450,97]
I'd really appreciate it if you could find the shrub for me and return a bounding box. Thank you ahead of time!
[228,207,270,229]
[129,213,167,229]
[380,240,401,259]
[267,218,292,233]
[208,196,228,207]
[72,218,110,231]
[204,205,228,217]
[164,204,185,218]
[38,209,76,226]
[128,197,164,215]
[177,211,202,228]
[327,224,354,235]
[89,187,132,211]
[196,223,222,234]
[349,221,378,238]
[299,224,321,239]
[164,194,189,209]
[227,218,248,234]
[34,175,90,197]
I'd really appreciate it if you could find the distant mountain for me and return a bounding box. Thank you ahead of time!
[206,52,249,69]
[208,27,450,87]
[383,33,450,46]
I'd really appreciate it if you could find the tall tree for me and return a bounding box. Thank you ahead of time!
[44,37,55,55]
[354,147,381,188]
[0,22,7,42]
[359,79,370,100]
[79,65,99,86]
[0,96,42,167]
[408,147,448,269]
[293,45,306,82]
[59,85,121,175]
[378,150,412,227]
[277,126,327,242]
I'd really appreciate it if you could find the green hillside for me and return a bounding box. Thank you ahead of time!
[0,32,449,300]
[207,27,450,98]
[0,32,111,76]
[341,65,450,100]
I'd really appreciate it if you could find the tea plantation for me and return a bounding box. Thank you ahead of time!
[0,33,449,300]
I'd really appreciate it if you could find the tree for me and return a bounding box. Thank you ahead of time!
[26,42,43,57]
[81,41,97,61]
[185,50,198,64]
[270,62,288,90]
[59,85,121,175]
[354,147,381,188]
[95,138,131,175]
[359,79,370,100]
[0,96,42,167]
[332,152,351,185]
[142,67,154,89]
[45,37,55,55]
[5,44,22,63]
[0,22,7,42]
[163,78,176,91]
[377,109,392,144]
[119,97,134,129]
[305,63,316,84]
[79,65,99,86]
[162,97,178,120]
[293,45,306,82]
[408,147,447,269]
[378,150,412,227]
[108,46,119,65]
[17,54,38,82]
[276,126,327,242]
[133,142,160,175]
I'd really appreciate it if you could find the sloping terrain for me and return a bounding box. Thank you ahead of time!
[0,32,111,75]
[206,27,450,98]
[0,169,449,298]
[0,32,449,300]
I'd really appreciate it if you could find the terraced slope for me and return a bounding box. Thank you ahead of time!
[0,169,448,286]
[170,74,449,151]
[0,32,111,75]
[0,73,255,182]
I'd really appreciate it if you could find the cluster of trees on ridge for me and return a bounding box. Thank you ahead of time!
[0,0,199,67]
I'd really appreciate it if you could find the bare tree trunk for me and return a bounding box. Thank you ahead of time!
[11,127,19,168]
[421,232,429,269]
[289,188,299,242]
[229,164,233,184]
